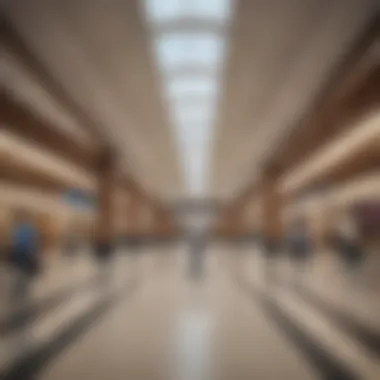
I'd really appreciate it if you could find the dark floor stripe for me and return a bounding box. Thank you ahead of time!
[0,280,137,380]
[293,285,380,357]
[237,280,360,380]
[0,276,98,338]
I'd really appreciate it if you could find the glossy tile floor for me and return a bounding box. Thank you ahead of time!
[0,243,379,380]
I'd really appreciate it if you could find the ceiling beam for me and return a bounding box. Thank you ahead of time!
[1,14,187,216]
[294,138,380,200]
[1,92,169,216]
[1,90,98,171]
[1,14,110,151]
[231,15,380,210]
[0,152,85,194]
[265,15,380,176]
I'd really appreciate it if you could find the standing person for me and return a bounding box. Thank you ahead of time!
[336,212,364,282]
[188,232,207,282]
[9,210,40,306]
[94,238,115,295]
[288,219,312,287]
[262,235,281,286]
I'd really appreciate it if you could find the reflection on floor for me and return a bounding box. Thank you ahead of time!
[0,243,379,380]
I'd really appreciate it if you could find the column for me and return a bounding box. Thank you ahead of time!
[155,210,177,242]
[227,209,245,241]
[94,150,116,258]
[123,191,140,245]
[260,175,284,254]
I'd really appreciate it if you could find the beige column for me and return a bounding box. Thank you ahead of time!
[260,176,284,251]
[124,192,142,241]
[94,150,117,256]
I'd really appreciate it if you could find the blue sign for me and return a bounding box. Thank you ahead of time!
[64,189,96,209]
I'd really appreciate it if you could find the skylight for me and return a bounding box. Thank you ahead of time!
[145,0,231,23]
[143,0,232,196]
[175,123,213,144]
[165,77,217,99]
[155,33,224,71]
[171,108,213,127]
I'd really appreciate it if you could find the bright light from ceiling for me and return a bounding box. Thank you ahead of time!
[143,0,232,196]
[175,123,213,145]
[145,0,231,23]
[155,33,224,71]
[171,105,213,125]
[165,77,217,99]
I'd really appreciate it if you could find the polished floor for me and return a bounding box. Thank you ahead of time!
[0,243,379,380]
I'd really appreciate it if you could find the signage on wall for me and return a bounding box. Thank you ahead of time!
[63,189,96,210]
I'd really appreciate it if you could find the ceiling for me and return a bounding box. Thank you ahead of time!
[211,0,378,199]
[3,0,182,200]
[2,0,378,202]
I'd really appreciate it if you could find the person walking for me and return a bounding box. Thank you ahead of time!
[336,212,365,284]
[9,210,40,306]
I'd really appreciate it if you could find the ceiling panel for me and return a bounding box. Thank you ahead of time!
[210,0,378,200]
[2,50,95,149]
[2,0,378,202]
[3,0,183,200]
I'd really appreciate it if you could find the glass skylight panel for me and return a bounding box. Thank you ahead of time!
[171,105,213,126]
[171,97,217,119]
[154,33,224,72]
[144,0,182,23]
[183,159,205,193]
[165,77,217,99]
[173,115,213,129]
[144,0,232,23]
[174,123,213,145]
[173,103,213,120]
[142,0,232,196]
[186,0,231,21]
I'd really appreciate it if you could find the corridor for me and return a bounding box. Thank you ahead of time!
[1,0,379,379]
[1,244,380,380]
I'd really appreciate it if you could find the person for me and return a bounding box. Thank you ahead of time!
[288,219,312,286]
[261,234,282,286]
[336,212,364,279]
[9,210,40,305]
[93,238,115,295]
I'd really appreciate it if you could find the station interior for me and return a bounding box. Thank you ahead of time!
[1,1,380,379]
